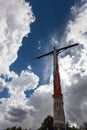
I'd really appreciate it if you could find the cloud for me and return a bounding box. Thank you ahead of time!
[0,0,35,74]
[0,68,39,129]
[0,0,38,129]
[66,1,87,48]
[27,83,53,129]
[0,70,53,129]
[0,0,35,126]
[60,0,87,126]
[5,68,39,108]
[64,74,87,126]
[6,107,28,122]
[0,78,7,92]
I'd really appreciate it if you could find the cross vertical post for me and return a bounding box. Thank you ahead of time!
[36,43,79,130]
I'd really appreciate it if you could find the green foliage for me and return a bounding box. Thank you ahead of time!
[4,126,30,130]
[4,128,11,130]
[66,122,79,130]
[37,115,53,130]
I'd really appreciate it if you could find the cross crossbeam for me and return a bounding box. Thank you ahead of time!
[36,43,79,59]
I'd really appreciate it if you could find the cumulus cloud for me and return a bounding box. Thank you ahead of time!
[0,70,53,129]
[0,78,7,91]
[64,75,87,126]
[59,0,87,126]
[0,68,39,129]
[0,0,35,74]
[6,107,28,122]
[0,0,37,129]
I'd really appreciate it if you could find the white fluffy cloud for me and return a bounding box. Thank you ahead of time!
[0,77,7,91]
[0,0,37,129]
[0,68,39,129]
[0,0,35,74]
[0,69,53,129]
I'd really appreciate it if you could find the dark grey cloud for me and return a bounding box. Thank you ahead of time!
[6,107,28,122]
[64,74,87,126]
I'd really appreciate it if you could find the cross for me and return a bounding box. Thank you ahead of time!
[36,43,79,95]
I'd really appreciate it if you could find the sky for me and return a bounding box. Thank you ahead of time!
[0,0,87,129]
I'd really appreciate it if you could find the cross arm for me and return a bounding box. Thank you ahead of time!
[56,43,79,53]
[36,50,53,59]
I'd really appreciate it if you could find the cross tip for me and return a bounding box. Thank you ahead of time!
[36,57,39,59]
[53,46,56,50]
[75,42,79,45]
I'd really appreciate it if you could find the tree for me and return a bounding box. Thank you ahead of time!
[66,121,79,130]
[4,128,11,130]
[16,127,22,130]
[37,115,53,130]
[11,126,16,130]
[4,126,28,130]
